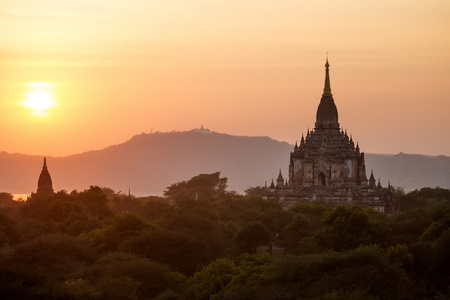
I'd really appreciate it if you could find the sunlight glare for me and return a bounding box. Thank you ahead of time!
[20,82,59,117]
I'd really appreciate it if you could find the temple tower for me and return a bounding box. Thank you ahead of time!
[264,58,395,213]
[37,157,54,195]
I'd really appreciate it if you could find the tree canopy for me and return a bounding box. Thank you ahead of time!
[0,177,449,299]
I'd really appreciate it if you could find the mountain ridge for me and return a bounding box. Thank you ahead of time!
[1,130,449,196]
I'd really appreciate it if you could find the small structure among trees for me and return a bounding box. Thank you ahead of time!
[36,157,54,195]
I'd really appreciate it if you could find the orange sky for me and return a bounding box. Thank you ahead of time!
[1,0,449,156]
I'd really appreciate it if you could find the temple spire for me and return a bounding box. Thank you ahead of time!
[277,169,284,181]
[323,56,332,97]
[37,157,54,195]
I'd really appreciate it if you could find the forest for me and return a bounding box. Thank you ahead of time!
[0,172,449,299]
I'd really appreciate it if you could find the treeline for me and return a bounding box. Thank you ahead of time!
[0,173,449,299]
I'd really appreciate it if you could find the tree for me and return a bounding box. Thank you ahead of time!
[0,192,14,208]
[233,221,271,254]
[398,187,450,212]
[0,211,19,245]
[87,213,154,251]
[317,205,384,251]
[184,254,274,300]
[389,208,431,245]
[289,201,333,217]
[386,244,414,270]
[0,264,55,299]
[76,186,113,219]
[244,186,265,197]
[161,208,228,260]
[8,234,97,280]
[164,172,228,206]
[120,230,211,275]
[184,258,238,300]
[431,229,450,293]
[110,194,142,214]
[283,213,310,251]
[283,202,333,253]
[136,196,172,220]
[71,252,182,299]
[266,246,415,299]
[420,206,450,242]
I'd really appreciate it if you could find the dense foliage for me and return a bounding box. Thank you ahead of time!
[0,177,449,299]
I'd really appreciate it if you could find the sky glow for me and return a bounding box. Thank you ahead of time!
[1,0,449,156]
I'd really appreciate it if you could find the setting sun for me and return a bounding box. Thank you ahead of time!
[1,0,449,157]
[19,82,59,117]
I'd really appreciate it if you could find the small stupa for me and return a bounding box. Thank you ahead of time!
[37,157,54,195]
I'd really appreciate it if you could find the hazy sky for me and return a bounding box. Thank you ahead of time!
[1,0,449,156]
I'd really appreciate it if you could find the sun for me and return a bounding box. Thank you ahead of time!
[20,82,59,117]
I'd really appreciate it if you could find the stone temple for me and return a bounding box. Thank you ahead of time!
[37,157,54,195]
[264,59,396,213]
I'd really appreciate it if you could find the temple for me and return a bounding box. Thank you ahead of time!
[37,157,54,195]
[264,59,396,213]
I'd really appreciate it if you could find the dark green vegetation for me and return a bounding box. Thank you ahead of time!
[0,174,449,299]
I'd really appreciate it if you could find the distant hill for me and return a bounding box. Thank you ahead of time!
[364,152,450,192]
[0,130,449,196]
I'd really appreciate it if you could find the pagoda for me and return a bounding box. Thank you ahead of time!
[37,157,54,195]
[264,59,396,213]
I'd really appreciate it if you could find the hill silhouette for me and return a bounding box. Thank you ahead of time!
[1,129,449,196]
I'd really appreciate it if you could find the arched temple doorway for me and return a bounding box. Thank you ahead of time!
[318,172,326,186]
